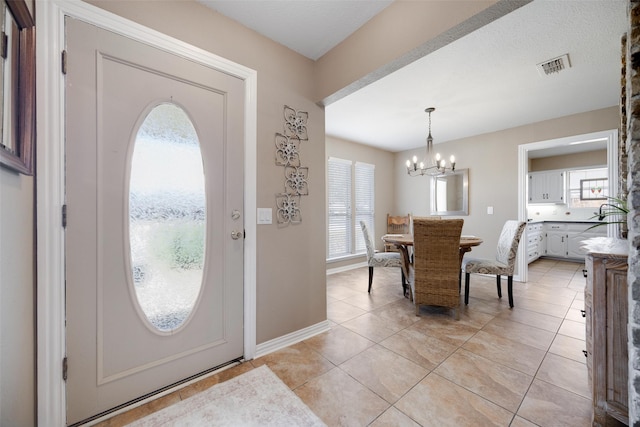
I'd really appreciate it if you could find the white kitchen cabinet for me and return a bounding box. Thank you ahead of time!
[567,227,606,259]
[526,223,544,263]
[528,171,565,203]
[543,222,606,260]
[545,229,568,257]
[568,234,590,259]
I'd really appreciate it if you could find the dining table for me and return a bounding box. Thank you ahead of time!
[381,233,483,296]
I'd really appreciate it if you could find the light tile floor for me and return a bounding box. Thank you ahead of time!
[97,258,621,426]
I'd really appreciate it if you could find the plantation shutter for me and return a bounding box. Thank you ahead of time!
[355,162,375,253]
[327,157,352,258]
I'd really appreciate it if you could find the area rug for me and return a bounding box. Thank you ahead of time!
[128,365,326,426]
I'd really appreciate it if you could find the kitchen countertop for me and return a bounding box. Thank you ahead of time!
[527,219,601,224]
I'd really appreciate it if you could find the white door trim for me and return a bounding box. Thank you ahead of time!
[36,1,258,424]
[517,129,618,282]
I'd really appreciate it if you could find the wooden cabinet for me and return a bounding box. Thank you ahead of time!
[528,171,565,203]
[585,244,628,426]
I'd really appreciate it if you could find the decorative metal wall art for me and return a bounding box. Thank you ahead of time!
[275,105,309,225]
[285,166,309,196]
[275,193,302,224]
[284,106,308,141]
[275,133,300,167]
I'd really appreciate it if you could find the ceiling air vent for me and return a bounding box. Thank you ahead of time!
[536,54,571,76]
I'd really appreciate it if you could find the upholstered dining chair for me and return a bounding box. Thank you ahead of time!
[384,214,411,252]
[462,220,526,308]
[360,221,405,293]
[410,218,464,319]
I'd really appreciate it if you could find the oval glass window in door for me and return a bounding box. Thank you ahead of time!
[128,103,206,333]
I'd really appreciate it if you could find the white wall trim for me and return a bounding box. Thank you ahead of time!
[254,321,331,359]
[517,129,619,282]
[37,1,257,424]
[326,261,367,275]
[36,1,66,423]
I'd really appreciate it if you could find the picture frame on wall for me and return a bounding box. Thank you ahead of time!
[580,178,608,201]
[0,0,35,176]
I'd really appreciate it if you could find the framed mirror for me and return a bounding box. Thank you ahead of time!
[430,168,469,216]
[0,0,35,175]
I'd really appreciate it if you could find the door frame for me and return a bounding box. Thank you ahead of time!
[517,129,619,282]
[36,1,258,424]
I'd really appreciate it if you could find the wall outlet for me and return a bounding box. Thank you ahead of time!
[487,206,494,215]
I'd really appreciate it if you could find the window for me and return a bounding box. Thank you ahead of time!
[327,158,375,259]
[0,0,35,175]
[129,103,206,332]
[355,162,375,253]
[567,167,608,208]
[328,158,352,258]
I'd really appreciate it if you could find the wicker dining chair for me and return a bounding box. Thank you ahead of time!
[410,218,464,319]
[462,220,526,308]
[360,221,405,293]
[406,215,441,263]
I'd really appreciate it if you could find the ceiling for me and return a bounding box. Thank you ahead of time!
[198,0,394,60]
[200,0,627,156]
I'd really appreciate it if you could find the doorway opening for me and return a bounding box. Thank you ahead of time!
[516,129,619,282]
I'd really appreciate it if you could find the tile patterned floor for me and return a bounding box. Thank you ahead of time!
[97,259,611,426]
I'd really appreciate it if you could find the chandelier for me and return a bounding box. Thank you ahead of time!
[406,107,456,176]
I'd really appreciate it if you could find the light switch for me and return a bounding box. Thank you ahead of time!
[487,206,494,215]
[257,208,272,225]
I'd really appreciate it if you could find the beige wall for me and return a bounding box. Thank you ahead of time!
[87,0,327,344]
[1,3,36,425]
[325,136,396,269]
[531,149,608,171]
[395,106,619,266]
[9,0,623,423]
[0,169,35,426]
[315,0,496,98]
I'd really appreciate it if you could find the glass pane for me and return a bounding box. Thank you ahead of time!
[1,5,15,152]
[0,3,6,148]
[567,167,608,208]
[129,103,206,332]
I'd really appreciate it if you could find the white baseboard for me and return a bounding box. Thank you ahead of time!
[254,320,331,359]
[326,261,367,276]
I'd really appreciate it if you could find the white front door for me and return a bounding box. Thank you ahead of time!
[65,17,245,424]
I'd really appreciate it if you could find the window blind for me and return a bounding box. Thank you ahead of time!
[355,162,375,253]
[327,157,352,258]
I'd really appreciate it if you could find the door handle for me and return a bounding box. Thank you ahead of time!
[231,230,243,240]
